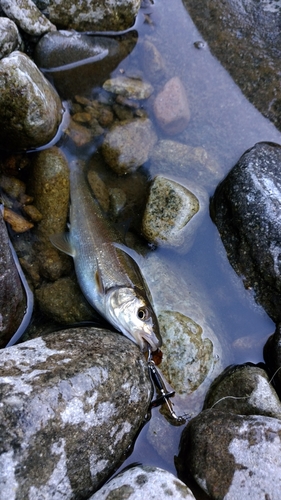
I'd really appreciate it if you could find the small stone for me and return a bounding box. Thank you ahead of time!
[103,76,154,100]
[101,118,157,175]
[142,175,199,249]
[140,40,166,83]
[0,174,26,199]
[72,112,92,124]
[66,119,93,147]
[153,77,190,135]
[3,207,33,233]
[22,204,43,223]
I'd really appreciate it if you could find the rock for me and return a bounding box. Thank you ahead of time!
[211,141,281,323]
[35,276,95,324]
[141,175,200,251]
[150,139,223,188]
[33,0,141,31]
[0,328,152,499]
[2,206,33,233]
[153,77,190,135]
[34,31,117,70]
[264,324,281,398]
[203,364,281,420]
[90,465,196,499]
[101,118,157,175]
[28,147,71,281]
[103,76,154,100]
[0,51,63,151]
[66,119,94,148]
[0,0,56,36]
[140,40,166,83]
[0,208,26,347]
[176,409,281,499]
[0,17,23,59]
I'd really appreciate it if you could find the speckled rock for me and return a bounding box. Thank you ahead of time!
[153,77,190,135]
[177,410,281,500]
[103,76,154,100]
[0,17,23,59]
[141,175,200,251]
[212,141,281,323]
[90,465,196,499]
[34,31,118,70]
[0,328,152,499]
[28,147,71,281]
[101,118,157,175]
[203,364,281,419]
[35,276,95,324]
[150,139,223,188]
[0,208,25,348]
[33,0,141,31]
[0,0,56,35]
[0,51,63,151]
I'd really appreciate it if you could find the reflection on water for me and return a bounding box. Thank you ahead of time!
[46,0,281,496]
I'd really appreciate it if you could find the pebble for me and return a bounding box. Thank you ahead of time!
[103,76,154,100]
[153,77,191,135]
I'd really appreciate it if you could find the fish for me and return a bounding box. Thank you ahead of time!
[50,159,162,352]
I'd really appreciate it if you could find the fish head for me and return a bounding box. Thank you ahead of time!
[105,286,162,352]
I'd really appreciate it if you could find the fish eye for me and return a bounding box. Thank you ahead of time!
[137,307,149,321]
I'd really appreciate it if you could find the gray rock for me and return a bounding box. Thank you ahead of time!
[141,175,200,251]
[28,147,71,281]
[0,51,63,150]
[33,0,141,31]
[103,76,154,100]
[139,40,167,84]
[212,141,281,323]
[34,31,117,70]
[203,364,281,420]
[0,17,23,59]
[0,208,25,348]
[0,328,152,499]
[150,139,223,189]
[90,465,196,499]
[177,410,281,499]
[0,0,56,36]
[153,77,190,135]
[101,118,157,175]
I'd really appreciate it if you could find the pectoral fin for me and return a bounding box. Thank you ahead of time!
[113,242,144,267]
[50,233,75,257]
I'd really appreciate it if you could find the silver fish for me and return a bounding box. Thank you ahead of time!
[51,159,162,352]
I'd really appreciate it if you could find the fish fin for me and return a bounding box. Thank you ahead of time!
[95,261,105,294]
[50,233,75,257]
[113,242,144,267]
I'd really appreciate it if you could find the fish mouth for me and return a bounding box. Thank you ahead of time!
[140,331,162,353]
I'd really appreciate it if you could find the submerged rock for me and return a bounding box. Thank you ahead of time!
[0,17,23,59]
[177,410,281,500]
[0,51,63,151]
[0,328,152,499]
[141,175,200,251]
[0,0,56,36]
[90,465,196,499]
[153,77,190,135]
[101,118,157,175]
[103,76,154,100]
[33,0,141,31]
[212,141,281,323]
[0,208,26,347]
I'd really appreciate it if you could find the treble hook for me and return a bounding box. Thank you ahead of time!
[147,348,186,425]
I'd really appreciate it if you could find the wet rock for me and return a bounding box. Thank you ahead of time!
[153,77,190,135]
[150,139,223,187]
[177,410,281,499]
[35,276,95,324]
[101,118,157,175]
[66,119,94,148]
[0,0,56,35]
[0,17,23,59]
[90,465,196,499]
[34,0,141,31]
[140,40,166,83]
[0,328,152,498]
[212,141,281,323]
[103,76,154,100]
[34,31,116,70]
[0,51,63,151]
[28,147,71,281]
[109,187,126,217]
[3,206,33,233]
[0,209,25,347]
[141,175,200,251]
[203,364,281,420]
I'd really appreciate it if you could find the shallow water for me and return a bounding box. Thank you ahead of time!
[31,0,281,497]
